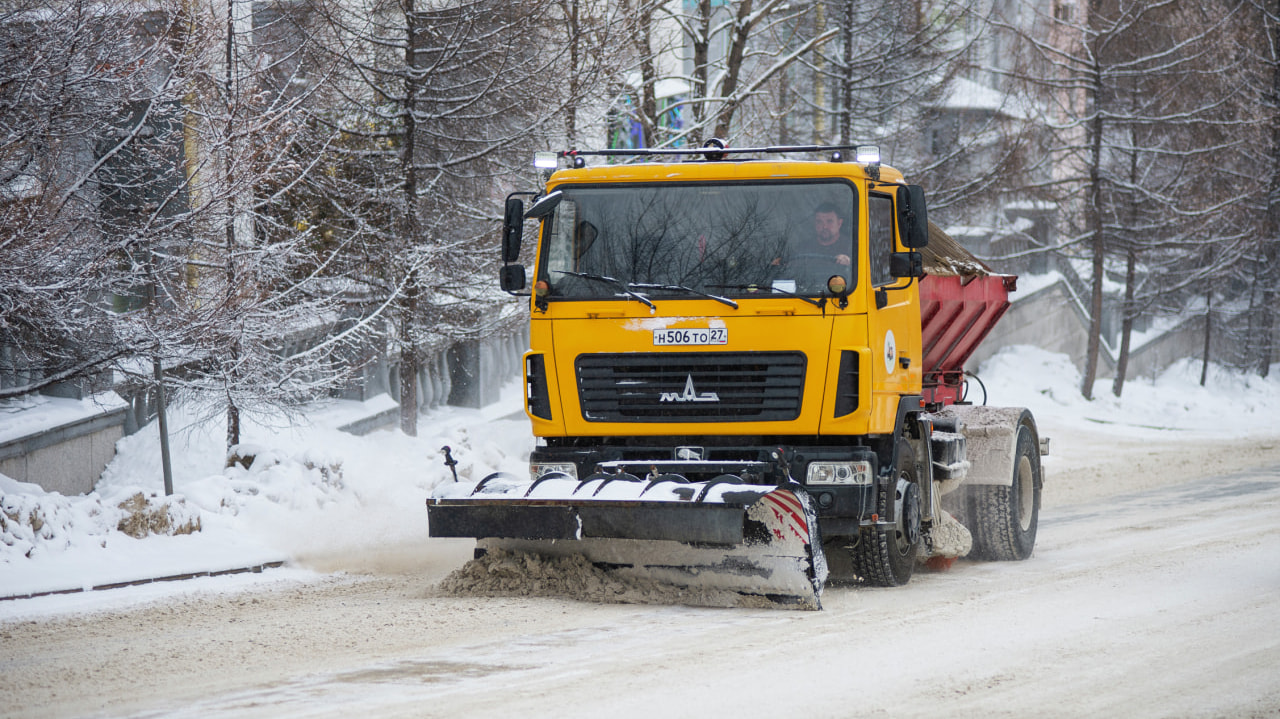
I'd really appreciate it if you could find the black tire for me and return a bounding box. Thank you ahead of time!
[852,440,920,586]
[968,422,1041,561]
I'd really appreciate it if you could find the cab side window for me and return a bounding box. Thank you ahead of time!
[868,194,896,286]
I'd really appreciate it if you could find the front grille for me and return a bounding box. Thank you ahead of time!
[576,352,806,422]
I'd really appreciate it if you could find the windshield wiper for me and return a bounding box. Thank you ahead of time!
[708,283,827,309]
[554,270,656,312]
[629,283,738,309]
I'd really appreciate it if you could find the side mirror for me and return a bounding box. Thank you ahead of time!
[896,185,929,249]
[889,251,924,279]
[502,197,524,263]
[500,264,527,292]
[524,190,563,220]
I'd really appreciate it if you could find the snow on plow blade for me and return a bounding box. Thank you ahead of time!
[428,472,828,609]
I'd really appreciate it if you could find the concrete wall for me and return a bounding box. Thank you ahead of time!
[445,329,527,409]
[3,325,529,493]
[967,277,1276,382]
[0,407,127,495]
[356,326,529,432]
[1123,317,1204,380]
[969,280,1115,376]
[377,327,527,415]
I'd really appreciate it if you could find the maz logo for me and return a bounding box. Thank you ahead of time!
[659,375,720,403]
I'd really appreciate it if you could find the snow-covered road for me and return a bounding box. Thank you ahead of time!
[5,351,1280,717]
[4,454,1278,718]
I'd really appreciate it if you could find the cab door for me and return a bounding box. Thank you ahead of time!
[864,190,923,432]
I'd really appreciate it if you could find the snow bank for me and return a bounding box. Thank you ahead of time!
[1,383,532,601]
[977,346,1280,438]
[1,474,115,561]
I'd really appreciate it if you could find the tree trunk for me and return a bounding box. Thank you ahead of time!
[145,241,174,495]
[1081,106,1106,400]
[226,398,240,450]
[1201,287,1212,386]
[224,0,241,450]
[564,0,579,146]
[692,0,711,141]
[838,0,855,143]
[1260,243,1278,378]
[154,358,173,495]
[778,55,791,144]
[634,3,659,147]
[1112,140,1139,398]
[711,0,755,140]
[1258,0,1280,378]
[1245,252,1262,372]
[1080,0,1109,400]
[399,0,421,437]
[1112,246,1136,397]
[398,307,419,435]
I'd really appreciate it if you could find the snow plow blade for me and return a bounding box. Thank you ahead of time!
[428,472,827,609]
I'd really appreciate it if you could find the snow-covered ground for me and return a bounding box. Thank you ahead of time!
[2,345,1279,619]
[4,346,1280,719]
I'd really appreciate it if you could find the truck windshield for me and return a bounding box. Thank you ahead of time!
[538,180,858,299]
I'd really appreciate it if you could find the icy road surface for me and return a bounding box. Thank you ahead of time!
[3,444,1279,718]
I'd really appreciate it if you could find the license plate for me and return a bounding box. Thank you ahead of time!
[652,328,728,346]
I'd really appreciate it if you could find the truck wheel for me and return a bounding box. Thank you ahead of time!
[968,422,1041,561]
[853,441,920,586]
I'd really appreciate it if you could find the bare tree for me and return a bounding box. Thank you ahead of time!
[1238,0,1280,377]
[820,0,969,145]
[298,0,571,435]
[999,0,1245,398]
[0,0,192,399]
[0,0,373,459]
[555,0,630,148]
[615,0,836,148]
[100,0,360,451]
[831,0,1025,225]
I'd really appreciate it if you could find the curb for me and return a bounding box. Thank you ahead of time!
[0,560,288,602]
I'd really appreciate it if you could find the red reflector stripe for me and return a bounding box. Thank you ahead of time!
[768,489,803,515]
[763,492,809,537]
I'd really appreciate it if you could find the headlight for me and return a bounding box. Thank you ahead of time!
[531,462,578,480]
[806,461,872,486]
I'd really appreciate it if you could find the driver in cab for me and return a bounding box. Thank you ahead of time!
[808,202,850,265]
[773,202,850,267]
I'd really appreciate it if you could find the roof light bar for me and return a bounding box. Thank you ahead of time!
[855,145,881,164]
[534,152,559,169]
[555,143,883,160]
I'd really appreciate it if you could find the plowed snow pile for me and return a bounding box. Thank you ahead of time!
[438,549,777,609]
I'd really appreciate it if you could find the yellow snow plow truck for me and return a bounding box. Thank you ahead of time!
[428,142,1046,609]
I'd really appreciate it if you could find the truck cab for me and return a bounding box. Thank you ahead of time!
[503,149,936,544]
[519,157,925,430]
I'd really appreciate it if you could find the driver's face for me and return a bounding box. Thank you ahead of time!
[814,211,842,246]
